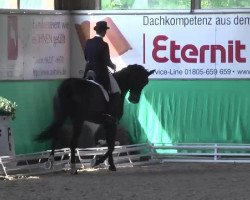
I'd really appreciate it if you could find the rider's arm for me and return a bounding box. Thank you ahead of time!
[104,43,116,71]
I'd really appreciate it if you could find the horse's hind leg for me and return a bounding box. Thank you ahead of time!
[69,119,82,174]
[46,140,56,169]
[47,133,60,169]
[47,95,67,168]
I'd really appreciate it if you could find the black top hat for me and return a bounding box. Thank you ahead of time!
[94,21,110,32]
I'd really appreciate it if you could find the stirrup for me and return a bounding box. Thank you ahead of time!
[102,113,117,124]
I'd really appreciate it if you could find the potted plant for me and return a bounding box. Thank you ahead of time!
[0,96,17,120]
[0,97,17,157]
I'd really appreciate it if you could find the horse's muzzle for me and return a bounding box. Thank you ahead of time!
[128,93,140,104]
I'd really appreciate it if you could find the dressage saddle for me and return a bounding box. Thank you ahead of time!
[84,70,117,125]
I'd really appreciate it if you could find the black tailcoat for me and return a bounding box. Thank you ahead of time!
[84,36,113,91]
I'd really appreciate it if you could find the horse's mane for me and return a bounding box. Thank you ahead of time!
[114,64,147,78]
[125,64,147,72]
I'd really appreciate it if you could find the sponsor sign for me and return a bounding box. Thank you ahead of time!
[0,13,70,80]
[72,13,250,79]
[0,12,249,80]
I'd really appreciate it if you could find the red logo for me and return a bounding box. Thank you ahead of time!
[150,34,246,64]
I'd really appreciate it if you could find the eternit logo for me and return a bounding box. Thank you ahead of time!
[151,34,246,64]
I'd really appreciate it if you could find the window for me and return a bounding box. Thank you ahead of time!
[101,0,250,9]
[101,0,190,9]
[0,0,17,9]
[20,0,54,10]
[0,0,54,10]
[201,0,250,9]
[0,0,249,10]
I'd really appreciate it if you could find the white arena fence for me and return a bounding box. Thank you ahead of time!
[151,143,250,163]
[1,143,250,177]
[0,143,152,177]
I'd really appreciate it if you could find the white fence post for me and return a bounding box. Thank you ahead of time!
[214,144,218,161]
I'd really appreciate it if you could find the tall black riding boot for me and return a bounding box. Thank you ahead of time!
[102,93,120,124]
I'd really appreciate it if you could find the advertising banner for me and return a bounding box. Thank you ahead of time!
[0,15,23,79]
[0,13,70,80]
[71,13,250,79]
[0,12,249,80]
[22,14,70,79]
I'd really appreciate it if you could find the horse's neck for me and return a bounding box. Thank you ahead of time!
[113,71,129,116]
[116,83,127,110]
[114,71,129,96]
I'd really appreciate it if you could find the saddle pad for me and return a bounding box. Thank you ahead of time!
[86,80,109,101]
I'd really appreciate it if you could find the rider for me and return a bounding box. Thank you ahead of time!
[84,20,116,93]
[84,21,118,123]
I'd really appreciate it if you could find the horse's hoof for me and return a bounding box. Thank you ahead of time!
[44,157,55,169]
[91,158,100,168]
[108,165,116,171]
[90,159,97,167]
[44,159,53,169]
[70,163,78,175]
[104,160,109,166]
[70,169,78,175]
[44,155,54,169]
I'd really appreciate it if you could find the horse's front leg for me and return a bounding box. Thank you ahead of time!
[70,120,82,175]
[91,123,117,171]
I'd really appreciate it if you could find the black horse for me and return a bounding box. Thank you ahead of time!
[36,64,154,174]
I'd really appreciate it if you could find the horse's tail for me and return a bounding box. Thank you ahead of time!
[35,117,66,142]
[35,92,67,142]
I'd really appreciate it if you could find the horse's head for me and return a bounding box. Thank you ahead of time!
[126,64,155,104]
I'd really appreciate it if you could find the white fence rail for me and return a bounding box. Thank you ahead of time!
[1,143,250,177]
[0,148,71,177]
[151,143,250,163]
[0,143,152,177]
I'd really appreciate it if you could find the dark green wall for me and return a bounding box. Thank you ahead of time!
[1,79,250,155]
[0,80,61,154]
[121,80,250,145]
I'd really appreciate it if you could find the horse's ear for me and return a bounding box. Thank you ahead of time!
[148,70,155,76]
